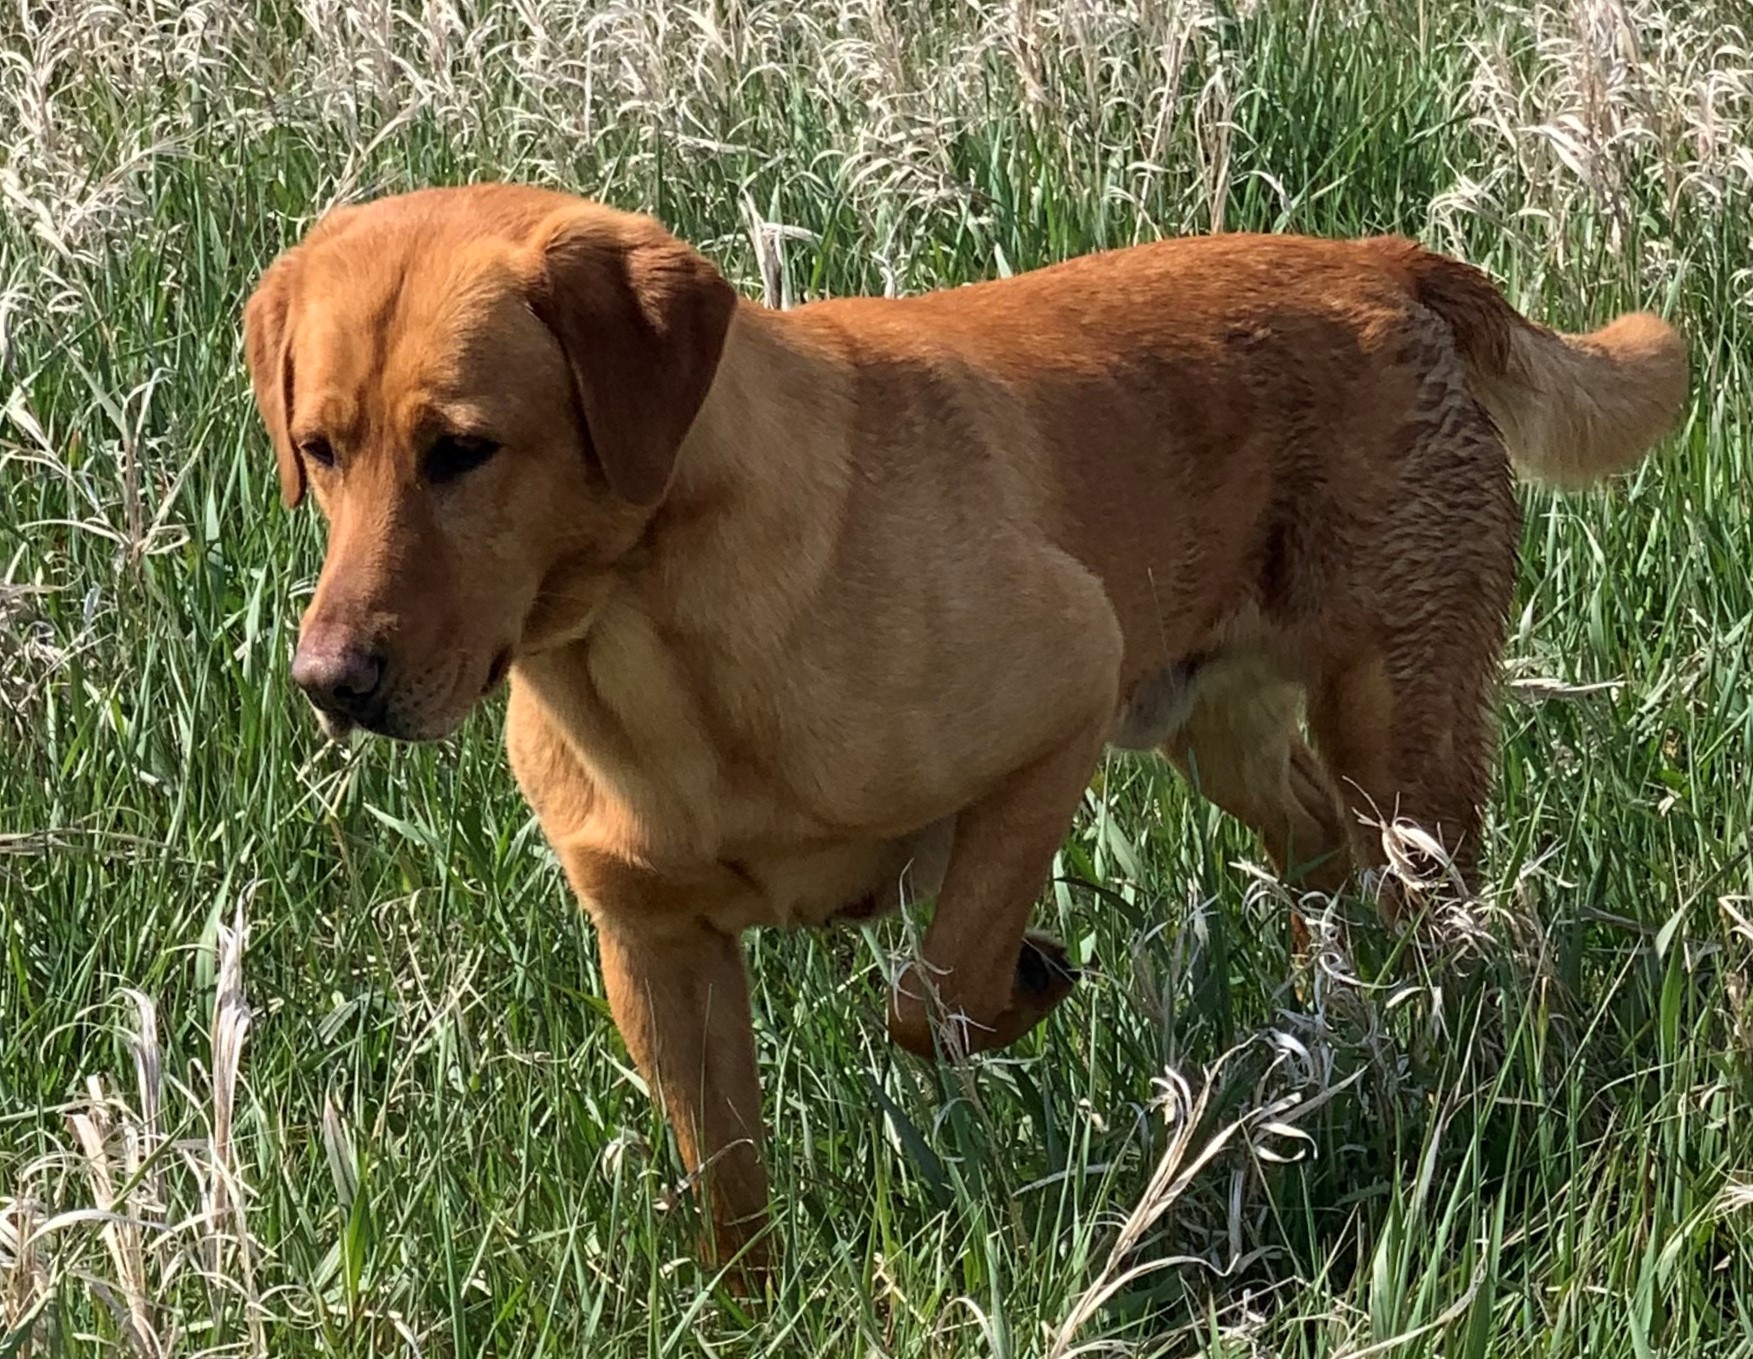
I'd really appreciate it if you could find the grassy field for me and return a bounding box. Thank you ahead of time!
[3,0,1752,1353]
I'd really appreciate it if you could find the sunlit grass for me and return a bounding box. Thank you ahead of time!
[2,0,1751,1353]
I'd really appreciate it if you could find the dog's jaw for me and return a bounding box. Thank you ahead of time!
[311,704,357,745]
[306,651,512,745]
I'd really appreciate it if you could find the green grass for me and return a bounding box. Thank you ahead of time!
[3,0,1752,1353]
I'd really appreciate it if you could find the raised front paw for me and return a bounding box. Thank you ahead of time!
[1015,931,1080,1003]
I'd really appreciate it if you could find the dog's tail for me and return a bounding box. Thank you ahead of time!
[1386,241,1688,488]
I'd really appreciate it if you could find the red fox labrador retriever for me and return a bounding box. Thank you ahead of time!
[244,183,1686,1264]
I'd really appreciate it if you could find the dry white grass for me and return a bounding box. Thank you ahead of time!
[1,911,265,1357]
[1043,1050,1362,1358]
[1432,0,1753,275]
[0,0,1742,273]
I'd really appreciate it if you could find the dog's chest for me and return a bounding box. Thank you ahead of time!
[710,819,953,932]
[503,656,952,931]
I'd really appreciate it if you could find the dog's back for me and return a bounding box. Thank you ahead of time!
[783,234,1684,665]
[793,232,1685,493]
[775,232,1685,901]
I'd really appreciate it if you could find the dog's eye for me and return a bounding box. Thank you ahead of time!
[298,436,336,469]
[424,433,501,485]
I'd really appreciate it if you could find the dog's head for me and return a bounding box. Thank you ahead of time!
[243,184,737,741]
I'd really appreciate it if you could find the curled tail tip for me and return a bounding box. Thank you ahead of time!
[1573,309,1690,465]
[1583,310,1690,412]
[1504,309,1689,490]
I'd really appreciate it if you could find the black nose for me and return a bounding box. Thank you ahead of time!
[290,639,385,721]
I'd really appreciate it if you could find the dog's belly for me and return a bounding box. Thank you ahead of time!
[711,818,954,933]
[1108,615,1293,753]
[1110,659,1203,750]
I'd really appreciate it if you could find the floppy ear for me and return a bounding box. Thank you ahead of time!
[242,252,305,508]
[527,210,738,506]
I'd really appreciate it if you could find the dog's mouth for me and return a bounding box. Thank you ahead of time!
[312,706,358,744]
[308,649,513,747]
[311,704,455,746]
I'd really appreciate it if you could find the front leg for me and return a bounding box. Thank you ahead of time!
[889,715,1110,1059]
[506,691,768,1269]
[593,909,768,1269]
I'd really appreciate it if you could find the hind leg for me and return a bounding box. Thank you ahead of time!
[1307,528,1512,911]
[1304,318,1519,918]
[1308,642,1495,919]
[1164,665,1352,894]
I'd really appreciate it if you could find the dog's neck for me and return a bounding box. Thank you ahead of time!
[635,303,860,641]
[511,304,857,711]
[505,304,864,832]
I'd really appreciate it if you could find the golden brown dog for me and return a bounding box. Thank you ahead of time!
[244,183,1686,1265]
